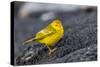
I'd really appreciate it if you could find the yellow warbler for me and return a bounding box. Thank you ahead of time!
[24,19,64,54]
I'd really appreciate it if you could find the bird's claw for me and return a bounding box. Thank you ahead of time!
[48,48,57,55]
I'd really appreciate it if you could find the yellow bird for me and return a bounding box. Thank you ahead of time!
[24,19,64,54]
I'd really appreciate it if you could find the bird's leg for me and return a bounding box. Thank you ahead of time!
[49,48,57,55]
[45,45,57,55]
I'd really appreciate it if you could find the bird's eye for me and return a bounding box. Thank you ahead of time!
[55,24,58,26]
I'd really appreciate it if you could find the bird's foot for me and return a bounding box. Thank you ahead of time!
[48,48,57,55]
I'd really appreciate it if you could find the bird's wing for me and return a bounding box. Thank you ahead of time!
[34,27,56,40]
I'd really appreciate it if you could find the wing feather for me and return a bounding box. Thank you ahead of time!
[34,26,56,40]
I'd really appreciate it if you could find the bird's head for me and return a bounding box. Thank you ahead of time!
[51,19,63,30]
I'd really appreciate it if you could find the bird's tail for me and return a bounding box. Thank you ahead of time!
[23,38,36,45]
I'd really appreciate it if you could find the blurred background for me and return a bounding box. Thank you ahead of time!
[13,2,97,64]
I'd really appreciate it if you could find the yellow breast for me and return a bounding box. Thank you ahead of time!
[38,29,64,47]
